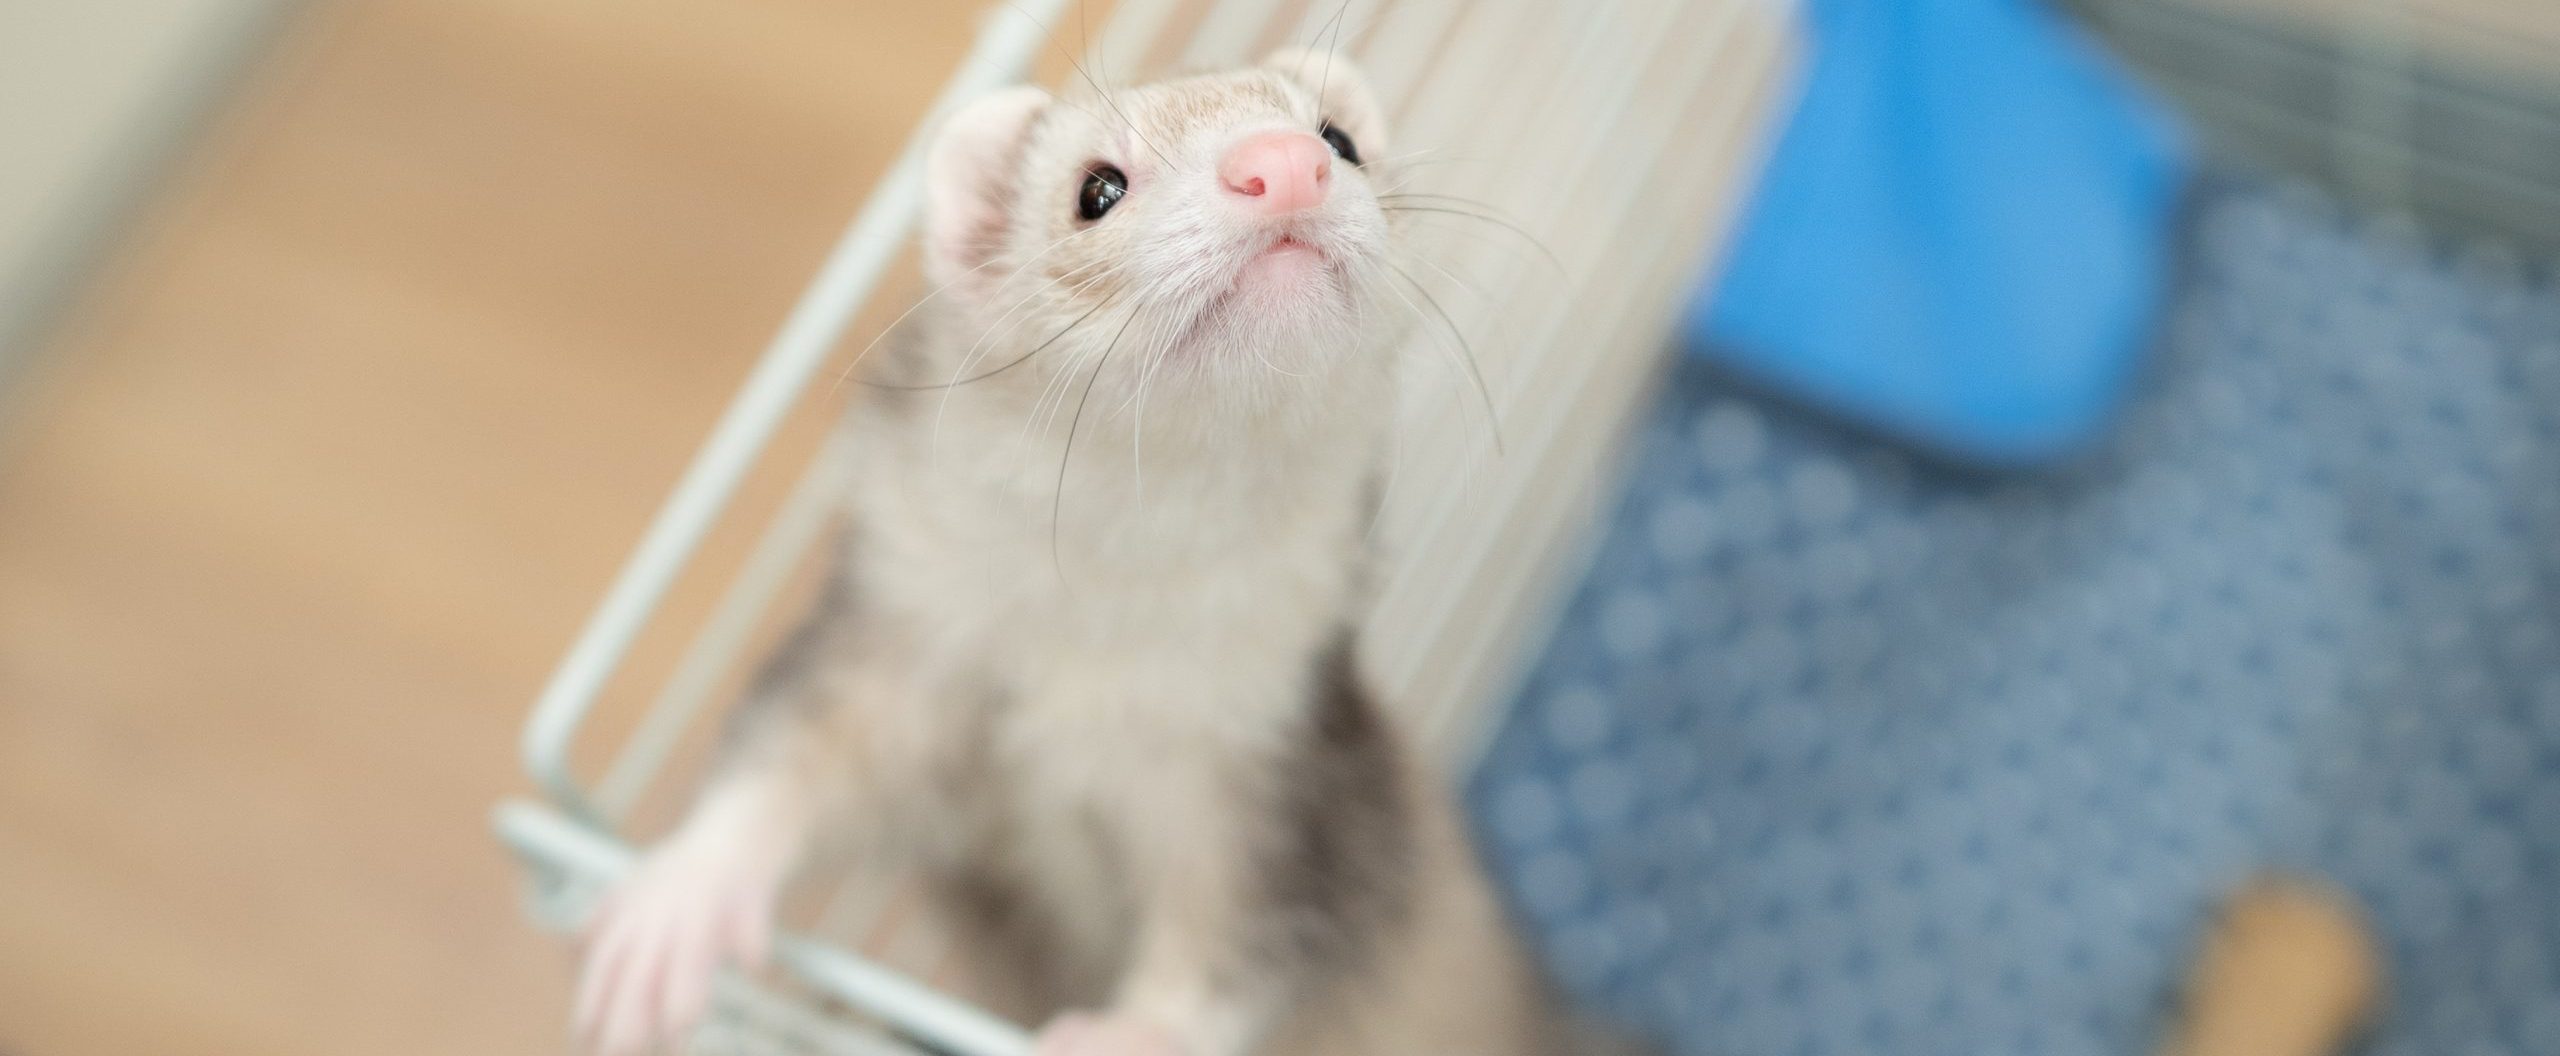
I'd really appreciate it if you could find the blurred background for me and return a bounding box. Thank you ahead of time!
[0,3,988,1052]
[0,1,2555,1056]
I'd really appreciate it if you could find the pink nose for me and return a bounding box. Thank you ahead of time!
[1218,131,1332,214]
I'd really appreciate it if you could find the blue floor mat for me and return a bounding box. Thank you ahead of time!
[1465,177,2560,1056]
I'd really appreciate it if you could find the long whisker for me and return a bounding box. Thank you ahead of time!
[936,270,1110,450]
[1000,0,1170,167]
[1360,147,1500,170]
[1248,339,1313,380]
[1116,318,1184,507]
[1397,247,1539,364]
[1079,0,1095,75]
[1367,260,1491,462]
[1037,320,1113,441]
[957,265,1110,380]
[1051,309,1141,571]
[1021,301,1113,453]
[904,259,1097,421]
[1315,0,1354,107]
[1378,201,1566,274]
[1368,169,1434,198]
[1384,260,1505,457]
[1368,408,1405,543]
[871,277,1112,393]
[1379,190,1516,209]
[1379,191,1551,232]
[930,271,1112,459]
[827,227,1096,396]
[1398,246,1513,316]
[1021,286,1129,454]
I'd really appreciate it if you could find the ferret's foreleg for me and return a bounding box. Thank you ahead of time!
[1031,754,1291,1056]
[575,579,947,1054]
[1035,642,1413,1056]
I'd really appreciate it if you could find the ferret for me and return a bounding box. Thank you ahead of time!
[573,50,1601,1056]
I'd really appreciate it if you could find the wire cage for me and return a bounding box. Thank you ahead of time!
[1454,7,2560,1056]
[2076,0,2560,252]
[492,1,1797,1052]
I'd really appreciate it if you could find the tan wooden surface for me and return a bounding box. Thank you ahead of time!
[0,2,972,1052]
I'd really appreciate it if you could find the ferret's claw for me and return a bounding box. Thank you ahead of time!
[573,831,783,1054]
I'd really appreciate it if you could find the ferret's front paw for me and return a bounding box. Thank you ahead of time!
[1034,1011,1187,1056]
[572,829,784,1055]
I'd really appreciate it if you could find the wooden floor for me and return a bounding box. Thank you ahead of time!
[0,2,971,1052]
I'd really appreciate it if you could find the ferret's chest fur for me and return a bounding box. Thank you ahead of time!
[830,375,1388,995]
[839,367,1383,782]
[842,353,1383,659]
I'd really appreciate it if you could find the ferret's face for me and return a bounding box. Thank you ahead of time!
[917,51,1397,404]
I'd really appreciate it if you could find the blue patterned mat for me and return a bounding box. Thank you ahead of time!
[1466,178,2560,1056]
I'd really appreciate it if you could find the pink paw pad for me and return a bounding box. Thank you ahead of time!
[571,832,784,1055]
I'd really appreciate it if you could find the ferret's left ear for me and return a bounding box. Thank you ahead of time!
[1262,47,1388,155]
[923,85,1050,293]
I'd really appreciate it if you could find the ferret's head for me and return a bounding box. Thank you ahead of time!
[912,51,1398,411]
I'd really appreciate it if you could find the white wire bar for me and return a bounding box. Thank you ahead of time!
[497,799,1036,1056]
[520,0,1073,820]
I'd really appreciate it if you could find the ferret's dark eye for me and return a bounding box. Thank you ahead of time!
[1319,122,1360,166]
[1078,165,1127,221]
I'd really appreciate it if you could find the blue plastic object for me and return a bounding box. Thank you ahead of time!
[1696,0,2188,465]
[1480,177,2560,1056]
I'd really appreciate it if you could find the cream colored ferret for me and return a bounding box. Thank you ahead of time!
[574,51,1608,1056]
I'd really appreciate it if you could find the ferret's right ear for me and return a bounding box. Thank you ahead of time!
[923,85,1049,293]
